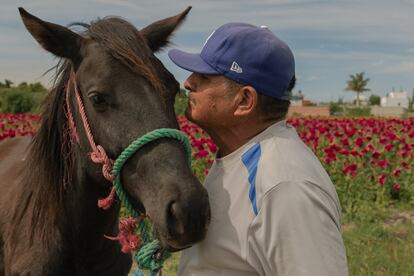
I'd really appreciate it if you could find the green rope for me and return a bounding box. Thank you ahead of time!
[110,128,192,275]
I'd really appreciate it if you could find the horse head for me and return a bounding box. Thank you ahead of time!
[18,7,210,252]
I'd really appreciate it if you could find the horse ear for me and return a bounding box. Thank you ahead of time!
[18,7,84,62]
[140,6,191,52]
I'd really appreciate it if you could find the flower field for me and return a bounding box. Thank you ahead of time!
[0,113,39,139]
[2,113,413,221]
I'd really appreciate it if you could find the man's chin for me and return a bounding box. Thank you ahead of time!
[184,108,194,123]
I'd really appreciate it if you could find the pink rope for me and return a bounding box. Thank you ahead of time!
[104,217,142,253]
[98,187,116,210]
[65,70,116,207]
[65,77,80,143]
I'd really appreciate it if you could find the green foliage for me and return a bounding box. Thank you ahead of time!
[344,106,371,117]
[369,94,381,106]
[2,90,35,113]
[329,102,344,116]
[174,89,188,115]
[0,80,48,113]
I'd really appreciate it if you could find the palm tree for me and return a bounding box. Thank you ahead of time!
[345,72,370,107]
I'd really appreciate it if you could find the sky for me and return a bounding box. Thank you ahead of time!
[1,0,414,102]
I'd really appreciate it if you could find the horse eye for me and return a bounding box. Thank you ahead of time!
[89,93,107,106]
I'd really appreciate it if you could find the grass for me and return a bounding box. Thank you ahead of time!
[343,221,414,275]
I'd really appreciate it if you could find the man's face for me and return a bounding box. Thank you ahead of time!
[184,73,236,131]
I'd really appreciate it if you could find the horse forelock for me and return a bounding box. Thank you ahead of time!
[86,17,168,96]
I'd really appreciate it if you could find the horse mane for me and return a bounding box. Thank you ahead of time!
[10,16,170,245]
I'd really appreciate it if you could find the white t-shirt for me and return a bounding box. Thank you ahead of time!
[178,120,348,276]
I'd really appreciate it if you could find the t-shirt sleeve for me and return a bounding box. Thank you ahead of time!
[246,181,348,276]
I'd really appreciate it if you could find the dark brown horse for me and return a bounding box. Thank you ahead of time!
[0,7,210,276]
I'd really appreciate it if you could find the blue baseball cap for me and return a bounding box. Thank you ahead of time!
[168,22,295,100]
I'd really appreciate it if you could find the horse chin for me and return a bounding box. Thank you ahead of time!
[150,228,193,252]
[159,236,194,252]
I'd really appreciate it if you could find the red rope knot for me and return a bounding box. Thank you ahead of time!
[104,217,142,253]
[90,145,115,182]
[98,187,116,210]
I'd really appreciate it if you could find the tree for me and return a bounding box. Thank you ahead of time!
[18,82,29,90]
[345,72,370,107]
[4,79,14,88]
[369,94,381,106]
[29,82,47,92]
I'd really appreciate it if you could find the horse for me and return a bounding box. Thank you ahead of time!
[0,7,210,275]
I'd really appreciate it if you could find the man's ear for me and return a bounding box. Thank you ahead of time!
[19,7,85,63]
[140,6,191,52]
[233,86,258,117]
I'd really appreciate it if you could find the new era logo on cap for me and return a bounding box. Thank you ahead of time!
[230,61,242,73]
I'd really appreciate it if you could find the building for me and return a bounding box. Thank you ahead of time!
[381,90,410,108]
[290,90,316,107]
[290,90,304,106]
[352,94,369,106]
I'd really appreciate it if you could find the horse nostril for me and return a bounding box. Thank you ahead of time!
[168,202,185,237]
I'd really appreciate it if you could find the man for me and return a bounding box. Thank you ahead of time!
[168,22,348,276]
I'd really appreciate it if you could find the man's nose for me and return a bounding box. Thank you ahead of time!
[184,73,195,92]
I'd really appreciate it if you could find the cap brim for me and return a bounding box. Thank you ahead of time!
[168,49,218,75]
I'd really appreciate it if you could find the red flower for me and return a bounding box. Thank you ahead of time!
[393,183,400,193]
[393,168,401,177]
[342,163,358,175]
[207,142,218,153]
[366,143,375,151]
[350,150,360,157]
[401,161,409,168]
[340,138,350,147]
[378,173,387,186]
[371,151,381,159]
[379,137,388,144]
[355,137,364,147]
[377,159,388,168]
[384,144,394,151]
[195,149,209,159]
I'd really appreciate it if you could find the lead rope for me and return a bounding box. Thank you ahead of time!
[65,69,193,275]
